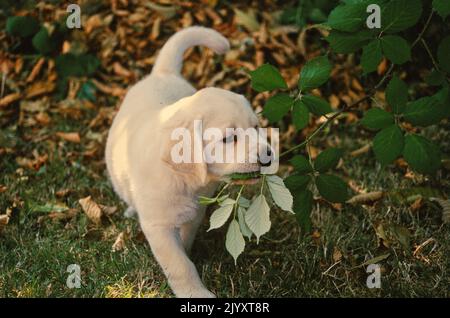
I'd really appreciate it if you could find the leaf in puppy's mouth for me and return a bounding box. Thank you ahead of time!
[225,171,261,185]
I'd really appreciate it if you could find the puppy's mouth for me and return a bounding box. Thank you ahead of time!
[225,171,261,185]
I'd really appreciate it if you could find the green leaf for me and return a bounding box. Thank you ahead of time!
[266,175,294,213]
[32,27,55,55]
[386,76,408,113]
[225,219,245,265]
[249,64,287,92]
[299,56,332,92]
[433,0,450,19]
[382,0,422,33]
[29,202,69,213]
[372,125,404,165]
[55,53,100,78]
[403,134,441,175]
[6,16,40,38]
[327,3,366,32]
[227,171,260,181]
[314,148,343,172]
[289,155,313,174]
[361,39,383,74]
[425,69,446,86]
[207,204,234,231]
[437,36,450,74]
[358,253,390,268]
[284,175,311,192]
[293,190,314,233]
[316,174,349,203]
[301,95,333,116]
[245,194,271,244]
[77,81,97,102]
[219,198,236,206]
[381,35,411,65]
[198,196,218,206]
[326,29,374,54]
[262,93,294,123]
[237,196,251,208]
[292,100,309,130]
[403,97,445,127]
[360,108,394,130]
[237,207,252,240]
[433,86,450,118]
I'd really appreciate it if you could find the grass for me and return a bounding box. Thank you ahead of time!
[0,107,449,298]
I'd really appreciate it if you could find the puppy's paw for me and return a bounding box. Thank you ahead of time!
[176,287,216,298]
[123,206,137,218]
[190,289,216,298]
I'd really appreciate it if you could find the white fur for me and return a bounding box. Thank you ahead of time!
[105,27,261,298]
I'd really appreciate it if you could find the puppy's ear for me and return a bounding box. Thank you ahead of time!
[159,119,208,187]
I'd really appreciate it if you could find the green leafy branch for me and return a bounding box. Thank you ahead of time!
[201,175,294,263]
[247,0,449,238]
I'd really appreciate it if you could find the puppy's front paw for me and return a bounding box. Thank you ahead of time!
[190,289,216,298]
[176,287,216,298]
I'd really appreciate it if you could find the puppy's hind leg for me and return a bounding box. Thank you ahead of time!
[140,219,215,298]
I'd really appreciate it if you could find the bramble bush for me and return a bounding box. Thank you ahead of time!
[203,0,450,262]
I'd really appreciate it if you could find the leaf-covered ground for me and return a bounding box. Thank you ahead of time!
[1,1,449,297]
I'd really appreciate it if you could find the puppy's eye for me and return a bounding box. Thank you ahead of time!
[223,135,234,143]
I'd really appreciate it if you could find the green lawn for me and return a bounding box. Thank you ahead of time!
[1,109,449,298]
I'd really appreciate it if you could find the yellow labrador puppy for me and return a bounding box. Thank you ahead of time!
[105,27,269,298]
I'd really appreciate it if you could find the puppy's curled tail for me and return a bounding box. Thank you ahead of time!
[152,26,230,76]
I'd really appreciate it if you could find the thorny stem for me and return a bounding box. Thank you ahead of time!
[260,174,266,195]
[215,183,230,200]
[421,38,441,72]
[233,185,245,219]
[280,10,435,159]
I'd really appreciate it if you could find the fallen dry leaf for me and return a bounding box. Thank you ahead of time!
[78,196,102,225]
[35,112,51,125]
[347,191,384,204]
[377,58,388,75]
[410,197,423,212]
[38,209,78,224]
[56,188,71,198]
[350,144,371,157]
[26,57,45,83]
[0,92,21,108]
[91,79,125,97]
[56,132,81,143]
[113,62,133,78]
[0,214,9,233]
[25,82,56,99]
[333,247,342,262]
[99,204,117,216]
[234,8,260,32]
[374,222,390,248]
[112,232,127,252]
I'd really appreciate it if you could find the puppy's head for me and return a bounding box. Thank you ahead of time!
[159,87,273,188]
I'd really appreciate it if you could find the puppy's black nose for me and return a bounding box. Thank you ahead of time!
[258,149,273,167]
